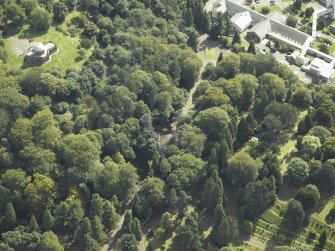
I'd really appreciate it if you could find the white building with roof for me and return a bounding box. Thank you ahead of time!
[230,11,252,32]
[302,58,335,82]
[25,42,57,66]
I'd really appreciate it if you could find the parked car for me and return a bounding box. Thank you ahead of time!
[270,47,277,53]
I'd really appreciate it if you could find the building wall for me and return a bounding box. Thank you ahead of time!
[223,0,311,47]
[24,44,57,67]
[246,31,261,42]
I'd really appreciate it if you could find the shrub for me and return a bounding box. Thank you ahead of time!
[80,37,93,49]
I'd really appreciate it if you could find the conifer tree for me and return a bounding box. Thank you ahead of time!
[248,41,256,54]
[131,218,142,241]
[29,215,40,232]
[3,203,17,231]
[43,209,55,231]
[208,147,218,165]
[217,52,224,64]
[90,193,104,218]
[168,188,178,209]
[92,216,108,244]
[74,217,92,245]
[102,201,118,231]
[232,31,241,44]
[81,234,100,251]
[123,210,132,233]
[184,7,194,27]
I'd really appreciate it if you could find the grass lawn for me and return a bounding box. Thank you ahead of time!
[314,199,335,221]
[260,209,282,225]
[330,43,335,55]
[205,47,220,61]
[255,6,283,14]
[4,12,91,73]
[278,140,297,174]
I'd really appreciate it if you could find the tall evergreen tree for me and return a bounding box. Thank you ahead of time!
[223,127,233,152]
[213,203,225,227]
[81,234,100,251]
[223,12,232,36]
[194,0,209,32]
[117,234,138,251]
[210,14,224,39]
[248,41,256,54]
[217,52,224,64]
[102,201,118,230]
[219,139,230,172]
[29,215,40,232]
[184,7,194,27]
[131,217,142,241]
[232,30,241,44]
[235,117,253,148]
[208,147,218,166]
[43,209,55,231]
[178,191,191,217]
[3,203,17,231]
[74,217,92,245]
[171,214,203,251]
[123,211,133,233]
[90,193,104,218]
[92,216,108,244]
[186,27,199,52]
[168,188,178,209]
[254,92,269,117]
[202,170,224,210]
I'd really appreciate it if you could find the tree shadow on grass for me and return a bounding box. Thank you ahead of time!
[265,214,307,250]
[197,34,225,52]
[18,28,48,39]
[277,178,299,201]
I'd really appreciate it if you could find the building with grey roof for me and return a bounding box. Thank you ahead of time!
[247,19,271,42]
[24,42,57,66]
[213,0,312,48]
[266,11,286,24]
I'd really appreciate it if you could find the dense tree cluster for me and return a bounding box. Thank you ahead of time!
[1,0,335,250]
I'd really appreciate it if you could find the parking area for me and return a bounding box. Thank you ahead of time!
[7,37,34,56]
[255,39,312,83]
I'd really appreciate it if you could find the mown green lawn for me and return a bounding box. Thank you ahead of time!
[255,6,283,14]
[205,47,220,61]
[4,12,91,73]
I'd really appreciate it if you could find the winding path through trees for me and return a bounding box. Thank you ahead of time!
[102,34,221,251]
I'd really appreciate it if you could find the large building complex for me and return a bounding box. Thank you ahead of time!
[211,0,335,82]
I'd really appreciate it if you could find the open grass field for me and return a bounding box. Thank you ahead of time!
[255,6,283,14]
[4,11,91,73]
[205,47,221,61]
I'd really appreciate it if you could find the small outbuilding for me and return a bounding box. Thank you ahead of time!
[24,42,57,67]
[230,11,252,32]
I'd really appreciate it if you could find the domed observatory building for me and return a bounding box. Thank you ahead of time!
[24,42,57,66]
